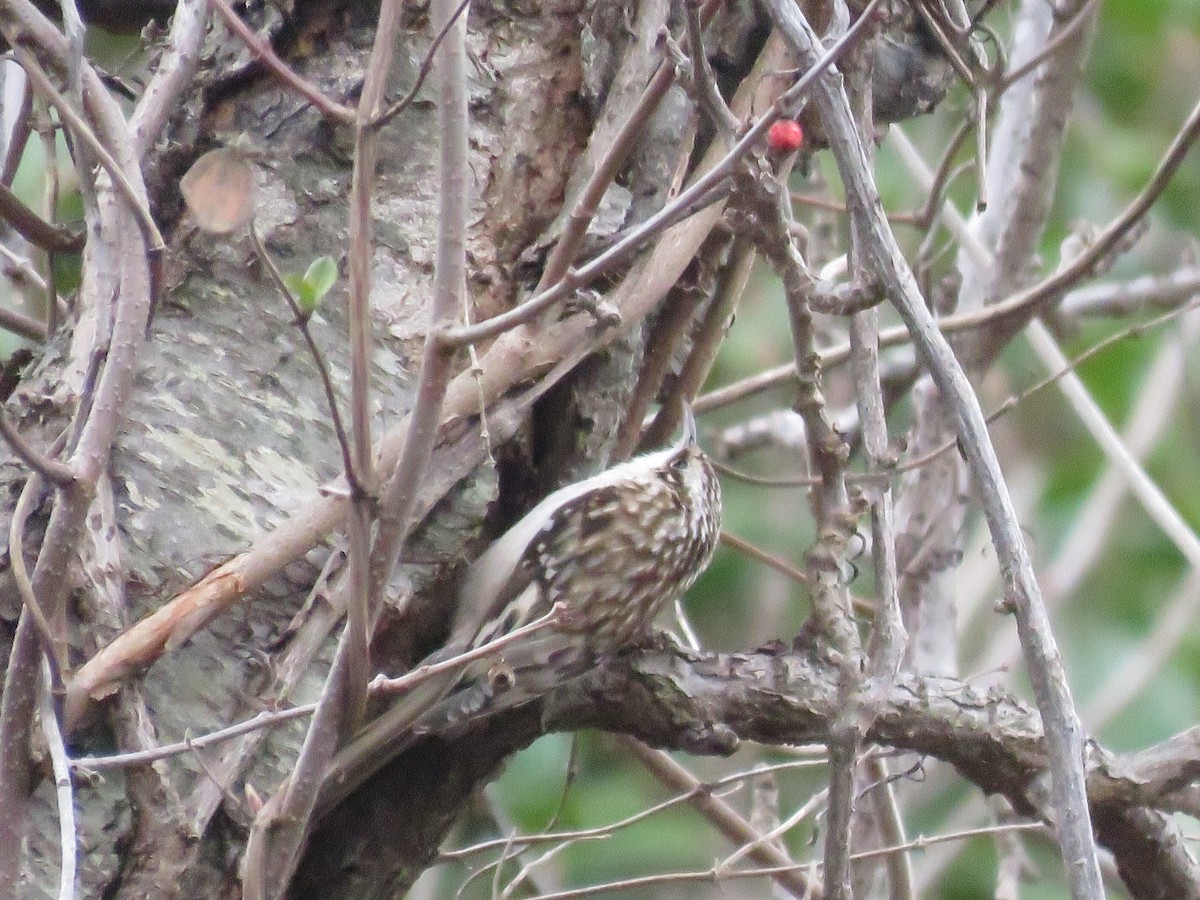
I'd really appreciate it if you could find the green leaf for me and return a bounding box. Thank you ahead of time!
[282,272,318,318]
[303,256,338,302]
[282,272,306,298]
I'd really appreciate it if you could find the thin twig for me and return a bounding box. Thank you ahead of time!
[898,300,1200,478]
[611,257,714,460]
[864,755,914,900]
[1030,319,1200,576]
[12,45,164,254]
[205,0,354,122]
[372,0,470,127]
[718,785,826,872]
[616,735,819,899]
[367,0,470,635]
[758,3,1105,895]
[695,96,1200,417]
[999,0,1101,91]
[442,758,828,862]
[440,0,884,350]
[39,658,77,900]
[335,0,410,739]
[35,106,62,334]
[720,529,808,586]
[0,74,33,186]
[641,236,756,449]
[130,0,209,156]
[249,226,357,489]
[684,0,738,136]
[371,603,563,694]
[850,308,906,692]
[0,179,82,252]
[533,0,721,300]
[8,469,67,686]
[508,819,1044,900]
[0,299,48,342]
[0,407,75,485]
[240,0,414,893]
[73,707,317,771]
[711,301,1199,499]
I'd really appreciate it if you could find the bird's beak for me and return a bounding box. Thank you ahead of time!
[678,399,697,449]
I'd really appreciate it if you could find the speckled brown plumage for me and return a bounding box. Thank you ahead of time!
[317,408,722,817]
[464,443,721,654]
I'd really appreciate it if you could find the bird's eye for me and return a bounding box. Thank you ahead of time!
[670,452,690,471]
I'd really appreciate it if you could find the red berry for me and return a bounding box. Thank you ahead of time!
[768,120,804,152]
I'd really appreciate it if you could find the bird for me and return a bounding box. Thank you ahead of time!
[314,403,722,818]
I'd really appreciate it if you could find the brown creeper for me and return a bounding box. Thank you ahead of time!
[316,404,722,815]
[454,401,721,656]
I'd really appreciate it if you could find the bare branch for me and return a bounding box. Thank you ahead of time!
[756,2,1104,894]
[205,0,354,123]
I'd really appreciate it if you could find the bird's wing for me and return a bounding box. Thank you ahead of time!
[449,480,633,643]
[315,485,624,820]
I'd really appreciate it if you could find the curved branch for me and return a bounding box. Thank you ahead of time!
[553,647,1198,898]
[299,641,1200,899]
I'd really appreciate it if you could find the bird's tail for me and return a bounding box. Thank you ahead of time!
[313,670,460,821]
